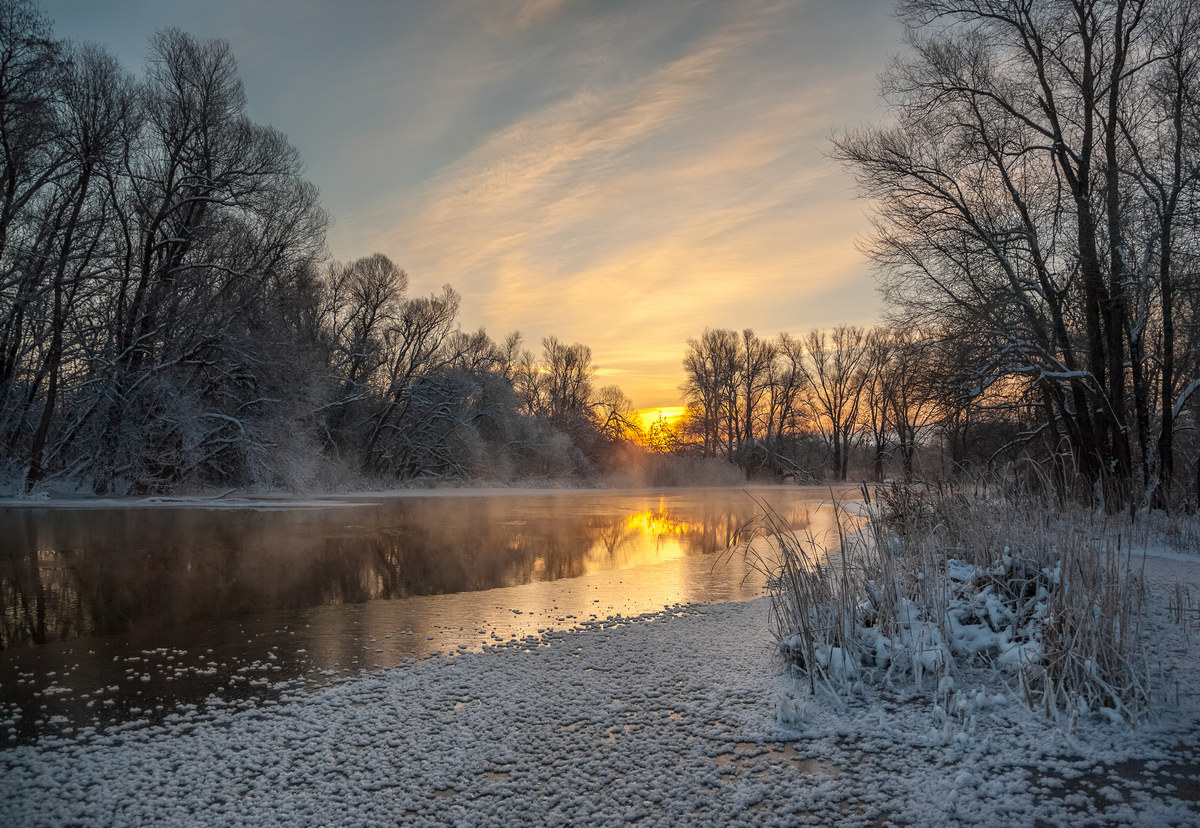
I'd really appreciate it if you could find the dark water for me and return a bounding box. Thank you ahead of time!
[0,486,849,745]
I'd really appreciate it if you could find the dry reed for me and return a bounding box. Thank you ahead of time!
[739,482,1160,721]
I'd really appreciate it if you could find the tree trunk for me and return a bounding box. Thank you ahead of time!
[28,167,93,488]
[1157,217,1177,509]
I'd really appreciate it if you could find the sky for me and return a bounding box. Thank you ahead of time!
[42,0,903,411]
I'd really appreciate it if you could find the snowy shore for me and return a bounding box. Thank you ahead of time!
[2,553,1198,826]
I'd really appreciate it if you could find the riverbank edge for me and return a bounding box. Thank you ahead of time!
[2,548,1198,826]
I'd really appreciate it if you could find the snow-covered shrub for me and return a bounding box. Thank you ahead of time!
[742,484,1151,721]
[735,502,867,694]
[1034,537,1148,720]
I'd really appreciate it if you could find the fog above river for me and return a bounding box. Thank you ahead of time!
[0,487,853,650]
[0,487,853,745]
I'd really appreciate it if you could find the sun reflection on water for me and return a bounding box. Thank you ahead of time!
[0,488,858,745]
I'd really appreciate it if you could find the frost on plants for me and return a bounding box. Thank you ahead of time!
[738,484,1151,721]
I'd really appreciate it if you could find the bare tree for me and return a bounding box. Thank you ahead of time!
[680,328,741,458]
[885,329,941,482]
[0,0,67,456]
[861,328,894,481]
[24,44,137,486]
[540,336,594,430]
[761,332,810,469]
[593,385,639,444]
[800,326,869,481]
[738,328,775,453]
[836,0,1200,508]
[360,286,460,475]
[1121,0,1200,506]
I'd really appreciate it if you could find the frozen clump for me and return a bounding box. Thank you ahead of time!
[857,629,892,668]
[997,640,1042,670]
[815,645,858,679]
[946,608,1000,657]
[946,560,976,582]
[984,593,1011,631]
[784,633,806,652]
[775,693,807,725]
[897,619,947,674]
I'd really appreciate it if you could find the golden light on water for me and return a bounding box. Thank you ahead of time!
[584,504,705,570]
[624,506,696,537]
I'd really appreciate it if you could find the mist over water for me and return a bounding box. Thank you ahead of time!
[0,486,850,743]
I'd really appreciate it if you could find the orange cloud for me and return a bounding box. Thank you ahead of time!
[362,0,894,408]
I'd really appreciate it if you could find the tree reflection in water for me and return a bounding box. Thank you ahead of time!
[0,489,824,651]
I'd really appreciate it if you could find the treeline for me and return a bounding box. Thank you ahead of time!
[676,316,1200,510]
[670,0,1200,512]
[672,325,975,485]
[0,2,636,494]
[834,0,1200,511]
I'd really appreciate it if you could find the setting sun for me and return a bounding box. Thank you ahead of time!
[636,406,687,432]
[634,406,688,451]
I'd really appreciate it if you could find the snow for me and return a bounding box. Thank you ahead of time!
[1,552,1197,825]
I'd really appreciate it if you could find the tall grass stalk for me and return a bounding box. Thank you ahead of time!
[740,483,1159,721]
[733,496,864,695]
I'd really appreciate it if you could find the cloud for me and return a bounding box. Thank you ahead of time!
[364,0,895,407]
[388,3,785,267]
[407,16,762,236]
[470,0,574,35]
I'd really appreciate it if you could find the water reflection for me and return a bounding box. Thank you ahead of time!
[0,489,825,651]
[0,487,851,745]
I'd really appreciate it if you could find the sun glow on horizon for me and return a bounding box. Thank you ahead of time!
[636,406,686,432]
[39,0,901,418]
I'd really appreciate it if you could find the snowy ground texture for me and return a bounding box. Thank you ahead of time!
[2,554,1199,825]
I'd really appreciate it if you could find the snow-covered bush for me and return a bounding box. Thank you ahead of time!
[740,484,1151,721]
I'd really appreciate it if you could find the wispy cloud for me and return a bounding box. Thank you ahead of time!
[39,0,898,407]
[470,0,574,35]
[362,1,894,406]
[406,12,764,237]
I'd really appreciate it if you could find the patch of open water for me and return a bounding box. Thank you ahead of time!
[0,485,853,744]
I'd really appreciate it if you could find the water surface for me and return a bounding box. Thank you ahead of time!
[0,486,850,744]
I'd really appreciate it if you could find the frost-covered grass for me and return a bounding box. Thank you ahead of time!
[1,487,1196,824]
[3,581,1198,825]
[741,484,1169,723]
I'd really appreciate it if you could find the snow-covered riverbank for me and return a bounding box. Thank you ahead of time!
[2,551,1198,826]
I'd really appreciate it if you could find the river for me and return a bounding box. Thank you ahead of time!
[0,486,852,745]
